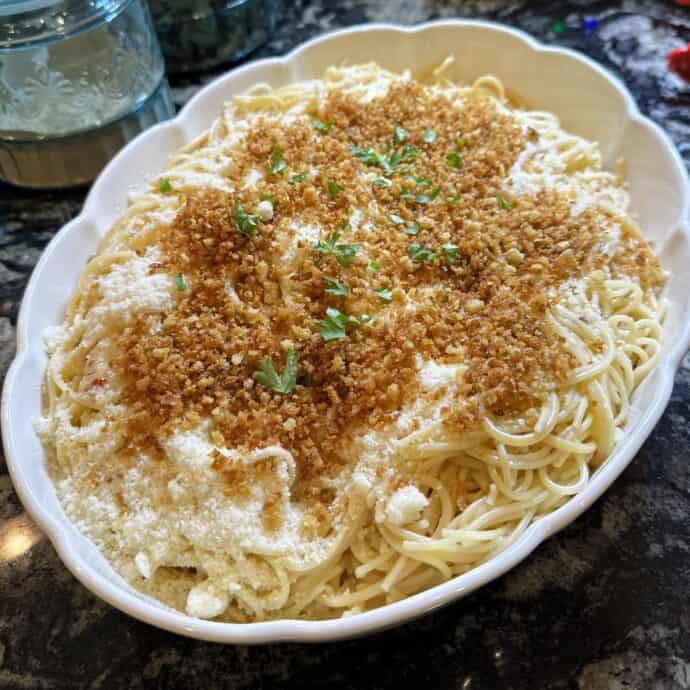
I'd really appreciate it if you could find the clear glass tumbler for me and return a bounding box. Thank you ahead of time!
[0,0,175,188]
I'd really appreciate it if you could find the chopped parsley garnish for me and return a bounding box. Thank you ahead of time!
[316,307,359,341]
[327,180,344,196]
[456,138,466,149]
[423,128,436,143]
[312,232,361,268]
[415,186,440,204]
[312,118,334,133]
[446,151,463,169]
[158,177,172,194]
[289,171,308,183]
[375,288,393,302]
[174,273,187,291]
[350,144,418,175]
[372,177,393,187]
[234,202,259,237]
[392,145,419,166]
[404,221,420,236]
[497,194,514,210]
[259,193,275,203]
[351,145,382,167]
[268,148,286,176]
[399,185,414,200]
[409,175,432,187]
[324,276,349,296]
[340,218,350,229]
[446,191,461,206]
[255,349,298,394]
[389,213,405,225]
[369,260,381,271]
[409,243,438,263]
[442,242,459,264]
[394,125,408,143]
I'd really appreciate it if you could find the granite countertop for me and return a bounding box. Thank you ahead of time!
[1,1,690,688]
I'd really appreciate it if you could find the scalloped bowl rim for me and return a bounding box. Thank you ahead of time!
[3,20,689,644]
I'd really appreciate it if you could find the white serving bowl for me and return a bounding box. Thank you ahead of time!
[2,20,689,644]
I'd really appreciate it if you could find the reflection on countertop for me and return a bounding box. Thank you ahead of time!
[0,513,43,562]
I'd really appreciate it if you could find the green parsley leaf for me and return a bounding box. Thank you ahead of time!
[389,213,405,225]
[351,145,382,167]
[409,243,438,263]
[333,243,360,267]
[409,175,432,187]
[372,177,393,187]
[289,171,308,184]
[268,148,286,176]
[375,288,393,302]
[369,260,381,271]
[234,202,259,237]
[391,145,419,166]
[456,138,465,149]
[446,152,463,169]
[316,307,359,342]
[312,232,361,268]
[340,218,350,229]
[497,194,514,210]
[174,273,187,291]
[423,128,436,144]
[415,187,440,204]
[259,193,275,203]
[442,242,459,264]
[255,349,298,394]
[324,276,349,296]
[312,118,334,133]
[399,185,414,200]
[402,145,419,160]
[351,144,418,175]
[446,191,461,206]
[404,221,420,236]
[379,157,396,175]
[327,180,344,196]
[158,177,172,194]
[394,125,408,143]
[312,234,339,255]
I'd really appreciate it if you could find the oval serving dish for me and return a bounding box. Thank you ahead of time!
[2,20,689,643]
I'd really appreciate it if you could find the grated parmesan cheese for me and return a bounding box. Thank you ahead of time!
[385,486,428,526]
[96,248,174,318]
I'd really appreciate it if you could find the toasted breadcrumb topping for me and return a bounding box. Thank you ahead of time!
[111,82,662,523]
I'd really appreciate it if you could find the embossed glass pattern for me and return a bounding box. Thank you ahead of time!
[0,0,174,187]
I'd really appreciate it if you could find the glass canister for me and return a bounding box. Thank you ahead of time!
[149,0,281,75]
[0,0,175,188]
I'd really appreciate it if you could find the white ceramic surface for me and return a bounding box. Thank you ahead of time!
[3,21,689,644]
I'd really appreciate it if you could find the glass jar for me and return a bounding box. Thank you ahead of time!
[0,0,175,188]
[149,0,281,75]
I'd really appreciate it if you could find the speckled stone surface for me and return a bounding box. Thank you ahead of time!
[1,1,689,688]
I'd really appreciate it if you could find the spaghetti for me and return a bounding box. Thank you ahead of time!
[36,62,665,621]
